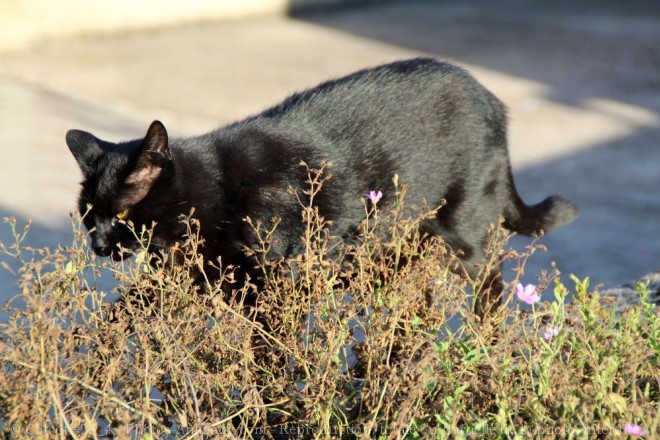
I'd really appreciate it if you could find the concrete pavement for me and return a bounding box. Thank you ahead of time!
[1,0,659,303]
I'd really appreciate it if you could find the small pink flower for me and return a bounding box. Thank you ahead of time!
[516,283,541,304]
[624,423,647,437]
[367,190,383,204]
[543,324,562,341]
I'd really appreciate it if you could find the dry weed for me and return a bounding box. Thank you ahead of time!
[0,169,657,439]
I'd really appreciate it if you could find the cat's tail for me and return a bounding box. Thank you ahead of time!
[503,185,578,236]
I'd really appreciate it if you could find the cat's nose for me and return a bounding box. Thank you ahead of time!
[93,244,111,256]
[92,236,111,256]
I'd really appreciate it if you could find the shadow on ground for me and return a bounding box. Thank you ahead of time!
[508,126,660,292]
[292,0,660,112]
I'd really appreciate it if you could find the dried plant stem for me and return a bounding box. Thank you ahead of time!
[9,358,171,435]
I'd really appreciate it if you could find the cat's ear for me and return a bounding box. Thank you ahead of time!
[125,120,171,187]
[66,129,103,176]
[141,120,171,163]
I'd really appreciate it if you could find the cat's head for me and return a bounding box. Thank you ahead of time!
[66,121,174,260]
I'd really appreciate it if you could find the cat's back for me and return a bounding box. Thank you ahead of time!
[207,57,508,199]
[252,57,500,126]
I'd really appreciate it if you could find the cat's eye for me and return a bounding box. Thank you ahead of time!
[116,209,129,220]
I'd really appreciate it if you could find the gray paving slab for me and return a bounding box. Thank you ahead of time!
[0,0,659,306]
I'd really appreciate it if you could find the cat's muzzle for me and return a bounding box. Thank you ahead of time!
[91,236,130,260]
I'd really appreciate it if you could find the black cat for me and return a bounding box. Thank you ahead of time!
[66,57,577,315]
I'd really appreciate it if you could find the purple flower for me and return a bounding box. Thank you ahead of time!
[543,324,562,341]
[516,283,541,304]
[624,423,647,437]
[367,190,383,204]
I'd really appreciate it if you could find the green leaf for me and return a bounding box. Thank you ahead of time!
[425,377,437,393]
[64,260,75,274]
[606,393,627,414]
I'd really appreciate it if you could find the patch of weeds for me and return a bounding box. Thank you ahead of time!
[0,170,657,439]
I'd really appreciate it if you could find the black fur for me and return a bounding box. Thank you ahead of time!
[66,58,578,312]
